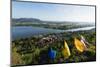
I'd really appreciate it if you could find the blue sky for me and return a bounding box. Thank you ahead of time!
[12,1,95,23]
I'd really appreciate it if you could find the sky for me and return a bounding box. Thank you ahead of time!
[12,1,95,23]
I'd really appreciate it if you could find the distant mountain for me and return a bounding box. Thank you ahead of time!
[12,18,95,26]
[12,18,41,23]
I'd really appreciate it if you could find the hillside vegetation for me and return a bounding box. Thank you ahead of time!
[11,29,96,66]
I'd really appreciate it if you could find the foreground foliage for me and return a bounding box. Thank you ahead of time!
[11,30,96,66]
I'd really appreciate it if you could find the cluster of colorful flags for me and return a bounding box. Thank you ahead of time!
[48,35,88,60]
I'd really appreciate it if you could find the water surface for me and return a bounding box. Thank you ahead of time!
[11,26,95,40]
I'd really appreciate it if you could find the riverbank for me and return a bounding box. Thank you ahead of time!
[11,26,95,40]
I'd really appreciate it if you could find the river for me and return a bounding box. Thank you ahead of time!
[11,26,95,40]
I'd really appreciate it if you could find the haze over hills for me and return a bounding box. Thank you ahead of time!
[12,18,41,23]
[12,18,95,25]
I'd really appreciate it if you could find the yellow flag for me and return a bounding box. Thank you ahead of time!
[62,40,71,59]
[74,38,85,52]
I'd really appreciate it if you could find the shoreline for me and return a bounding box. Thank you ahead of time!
[11,26,95,40]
